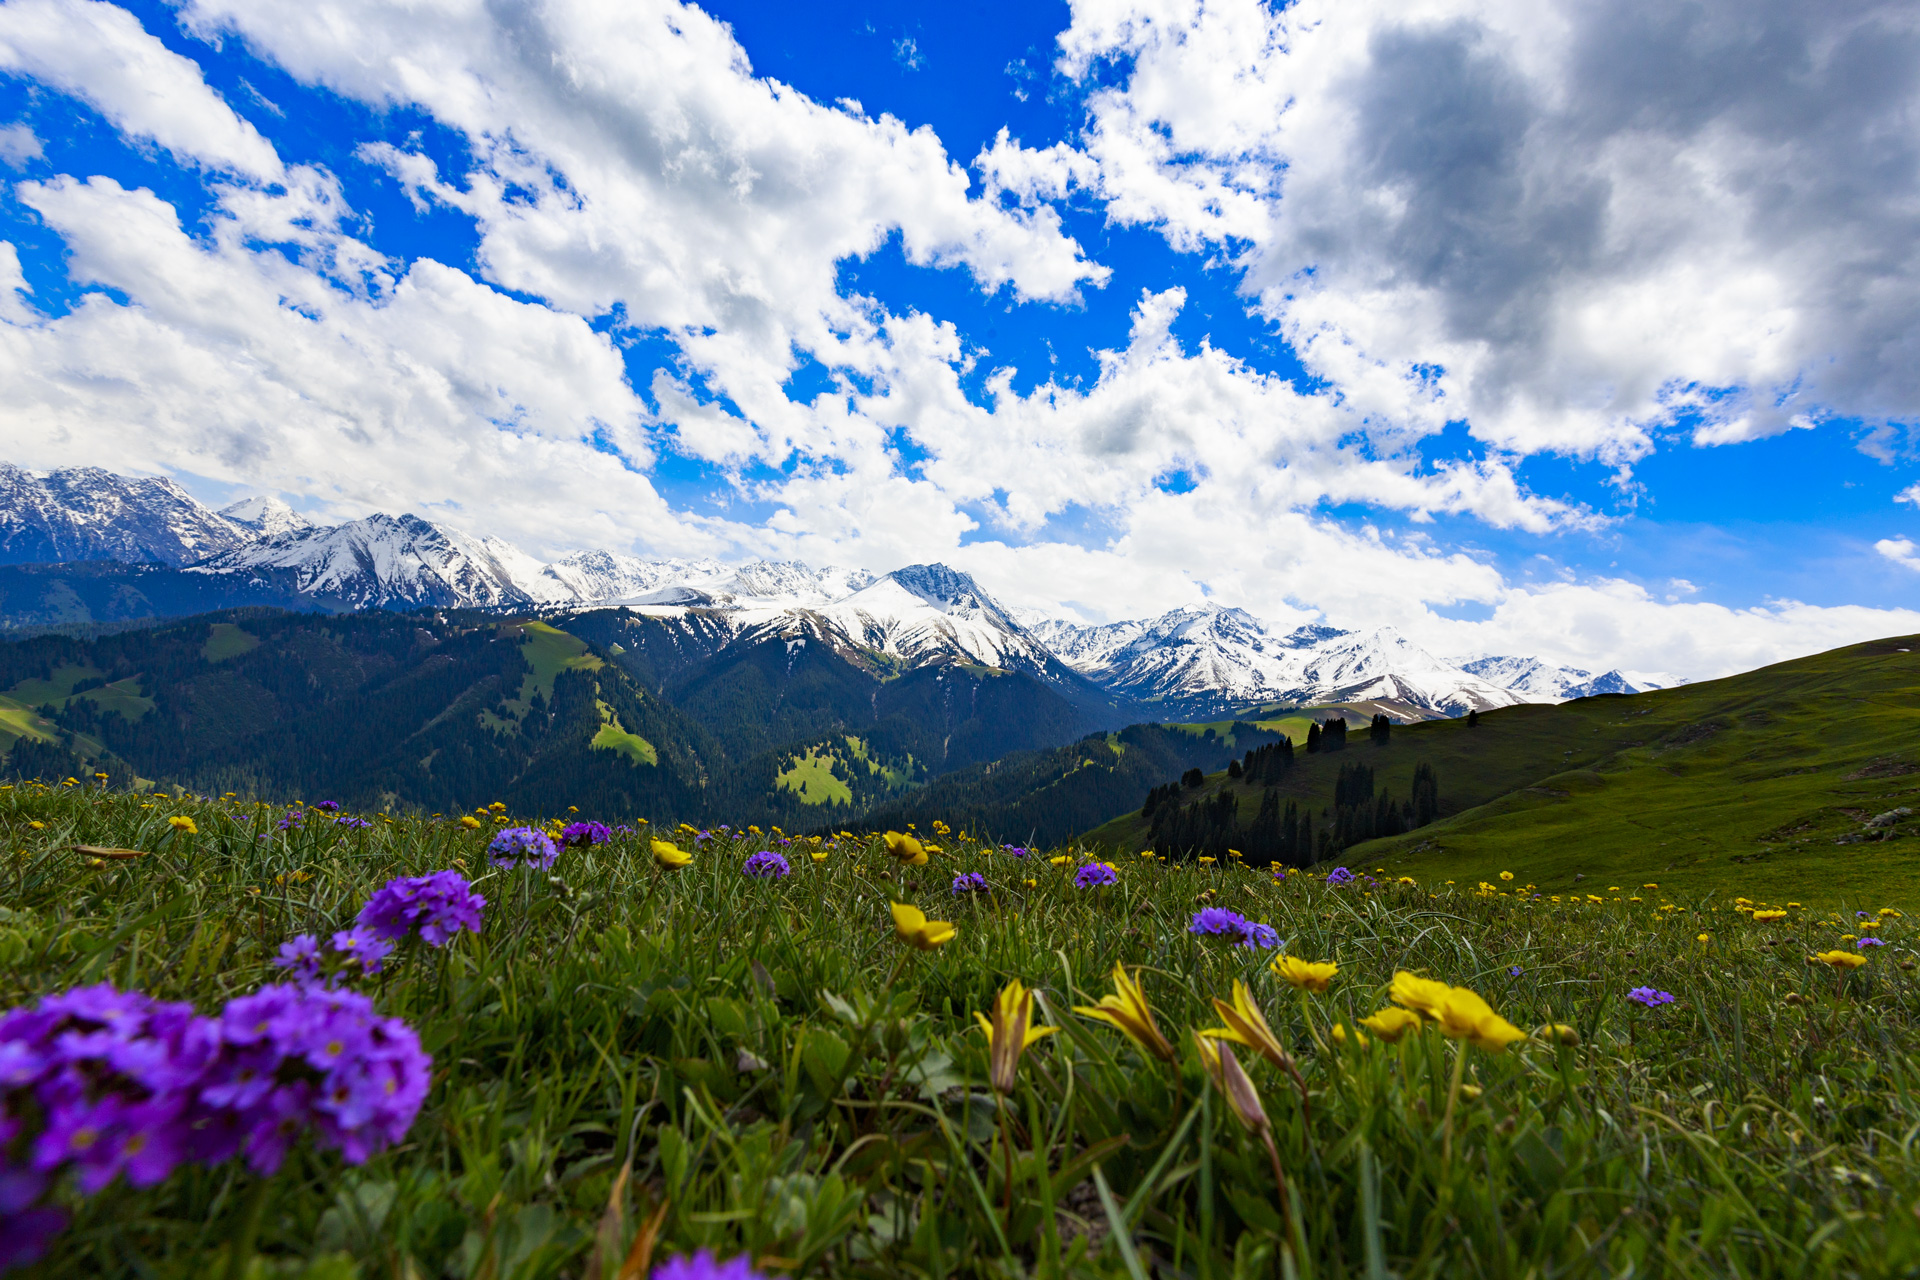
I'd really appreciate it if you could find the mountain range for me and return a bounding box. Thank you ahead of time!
[0,463,1670,720]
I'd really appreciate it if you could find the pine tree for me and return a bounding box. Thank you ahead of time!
[1322,717,1348,751]
[1369,713,1391,745]
[1410,762,1439,827]
[1305,722,1322,753]
[1467,709,1479,727]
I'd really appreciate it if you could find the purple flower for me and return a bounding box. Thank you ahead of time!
[1074,862,1119,889]
[276,810,305,831]
[1188,908,1278,949]
[1858,911,1874,920]
[651,1251,768,1280]
[312,801,341,814]
[1509,966,1523,977]
[1626,987,1676,1008]
[1000,844,1031,858]
[952,872,988,895]
[559,821,612,848]
[273,934,325,983]
[1857,937,1887,948]
[488,826,558,870]
[742,851,790,879]
[356,871,486,948]
[334,815,373,830]
[329,928,393,976]
[1324,867,1356,886]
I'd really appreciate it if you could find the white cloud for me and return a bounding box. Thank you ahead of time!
[1897,483,1920,507]
[1878,537,1920,573]
[0,122,40,166]
[0,0,280,178]
[1044,0,1920,461]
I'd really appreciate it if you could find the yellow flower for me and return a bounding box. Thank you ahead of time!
[489,801,506,813]
[1752,909,1788,923]
[460,815,483,830]
[651,839,692,868]
[1271,954,1338,993]
[1023,878,1037,887]
[1048,855,1072,867]
[1193,1033,1270,1136]
[974,978,1056,1094]
[1138,850,1156,859]
[810,849,830,863]
[1200,979,1293,1072]
[1330,1022,1368,1048]
[1074,963,1176,1063]
[1198,856,1216,865]
[1697,933,1711,943]
[1811,950,1867,969]
[1390,972,1526,1051]
[891,902,956,950]
[1358,1007,1423,1042]
[1497,870,1514,881]
[28,821,44,830]
[884,832,929,866]
[1881,908,1902,918]
[1534,1023,1581,1047]
[167,816,198,834]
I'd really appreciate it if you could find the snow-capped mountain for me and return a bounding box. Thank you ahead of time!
[1457,655,1670,702]
[0,463,251,567]
[1036,604,1523,716]
[188,513,538,609]
[217,496,313,540]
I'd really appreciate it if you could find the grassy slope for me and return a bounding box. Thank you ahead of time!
[1085,635,1920,906]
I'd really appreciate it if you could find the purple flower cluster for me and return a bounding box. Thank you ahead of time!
[1626,987,1676,1008]
[273,928,394,982]
[312,801,341,814]
[1074,862,1119,889]
[356,871,486,947]
[1857,936,1886,948]
[1324,867,1356,886]
[560,820,613,847]
[952,872,988,895]
[1000,844,1031,858]
[0,982,430,1269]
[275,809,305,831]
[334,816,374,830]
[1188,908,1279,949]
[651,1251,767,1280]
[488,827,559,870]
[741,851,790,879]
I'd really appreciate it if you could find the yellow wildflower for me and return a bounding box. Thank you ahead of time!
[1194,1034,1270,1136]
[890,902,956,951]
[1391,972,1526,1051]
[974,978,1055,1094]
[1330,1022,1368,1048]
[1752,909,1788,923]
[167,816,197,835]
[460,816,482,830]
[1499,871,1514,881]
[1811,950,1867,969]
[883,831,928,866]
[651,840,692,868]
[1074,963,1176,1062]
[1358,1007,1423,1042]
[1534,1023,1581,1047]
[1200,979,1293,1072]
[1271,954,1338,993]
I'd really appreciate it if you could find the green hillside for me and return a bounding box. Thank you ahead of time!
[1085,634,1920,906]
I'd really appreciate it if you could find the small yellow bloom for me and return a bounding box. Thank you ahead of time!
[1198,856,1216,865]
[974,978,1056,1094]
[460,815,483,829]
[1811,950,1867,969]
[1271,954,1338,993]
[651,839,692,868]
[1391,972,1526,1052]
[1074,963,1176,1062]
[884,832,928,866]
[1697,933,1711,943]
[1330,1022,1368,1047]
[1534,1023,1581,1047]
[1138,850,1155,859]
[1358,1007,1423,1042]
[1023,878,1037,887]
[1752,909,1788,923]
[28,821,44,830]
[1880,908,1902,918]
[891,902,956,950]
[1048,855,1071,867]
[167,816,198,835]
[810,849,829,863]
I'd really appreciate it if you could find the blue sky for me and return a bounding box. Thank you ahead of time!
[0,0,1916,677]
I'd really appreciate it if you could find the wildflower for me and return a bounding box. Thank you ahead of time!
[1811,950,1867,969]
[1697,933,1711,943]
[742,851,790,879]
[1198,856,1216,865]
[1330,1022,1368,1047]
[276,810,305,831]
[559,820,612,847]
[272,934,326,983]
[487,827,559,870]
[1325,867,1355,886]
[1074,963,1176,1062]
[810,847,830,863]
[1271,955,1337,993]
[334,815,373,830]
[1390,972,1526,1051]
[1201,979,1293,1072]
[459,816,483,830]
[951,872,988,895]
[1535,1023,1581,1047]
[1857,911,1874,920]
[890,902,956,950]
[1000,844,1031,858]
[357,871,485,946]
[974,978,1056,1094]
[1856,937,1886,949]
[1626,987,1676,1007]
[1075,862,1119,888]
[166,816,197,834]
[650,1249,768,1280]
[1189,907,1278,948]
[884,832,928,866]
[1048,855,1071,867]
[1752,909,1788,923]
[1881,908,1903,918]
[330,927,394,975]
[652,840,692,868]
[1499,871,1514,881]
[312,801,341,814]
[1193,1034,1271,1137]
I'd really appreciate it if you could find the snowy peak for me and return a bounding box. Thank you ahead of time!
[217,495,313,539]
[0,463,251,567]
[190,513,533,609]
[1458,655,1667,703]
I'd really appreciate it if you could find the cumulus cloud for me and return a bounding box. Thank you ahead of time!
[0,0,280,178]
[1897,483,1920,507]
[1877,538,1920,573]
[1044,0,1920,460]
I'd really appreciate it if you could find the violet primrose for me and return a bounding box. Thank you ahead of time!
[488,827,559,870]
[1858,936,1887,948]
[742,850,790,879]
[1626,987,1676,1007]
[650,1250,768,1280]
[1325,867,1356,886]
[560,820,612,847]
[1075,862,1119,889]
[952,872,988,895]
[356,871,486,947]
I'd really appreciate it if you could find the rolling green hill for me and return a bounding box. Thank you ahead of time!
[1084,634,1920,906]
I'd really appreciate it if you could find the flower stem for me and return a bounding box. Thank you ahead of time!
[222,1173,272,1280]
[1441,1039,1468,1170]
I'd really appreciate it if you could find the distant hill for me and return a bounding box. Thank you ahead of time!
[1082,635,1920,906]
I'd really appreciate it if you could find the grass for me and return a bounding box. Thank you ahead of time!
[591,703,659,768]
[1087,635,1920,909]
[202,623,261,664]
[0,664,155,746]
[5,777,1920,1278]
[483,621,606,733]
[776,748,854,807]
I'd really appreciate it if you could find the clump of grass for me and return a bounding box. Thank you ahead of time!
[3,780,1918,1277]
